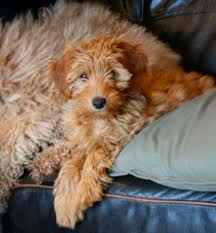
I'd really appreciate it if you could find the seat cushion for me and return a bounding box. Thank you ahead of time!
[111,89,216,191]
[3,176,216,233]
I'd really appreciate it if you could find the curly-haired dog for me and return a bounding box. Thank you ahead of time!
[31,36,215,228]
[0,0,215,229]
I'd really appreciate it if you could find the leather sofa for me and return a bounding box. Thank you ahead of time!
[2,1,216,232]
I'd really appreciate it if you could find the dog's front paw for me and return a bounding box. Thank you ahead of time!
[30,159,48,184]
[54,194,84,229]
[30,158,56,184]
[29,148,61,184]
[30,166,45,184]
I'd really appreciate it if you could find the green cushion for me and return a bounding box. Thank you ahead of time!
[110,89,216,191]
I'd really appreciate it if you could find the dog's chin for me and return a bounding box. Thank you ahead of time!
[93,108,106,114]
[89,105,121,119]
[91,108,110,118]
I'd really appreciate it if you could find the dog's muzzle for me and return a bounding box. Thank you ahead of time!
[92,96,106,110]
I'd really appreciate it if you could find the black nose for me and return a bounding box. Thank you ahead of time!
[92,97,106,109]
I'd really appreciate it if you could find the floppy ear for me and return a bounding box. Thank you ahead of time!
[110,38,148,77]
[51,47,74,99]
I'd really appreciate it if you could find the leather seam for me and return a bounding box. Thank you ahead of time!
[14,184,216,207]
[152,3,216,17]
[14,184,53,190]
[105,193,216,207]
[153,10,216,21]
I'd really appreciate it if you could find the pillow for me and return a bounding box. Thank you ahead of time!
[110,89,216,191]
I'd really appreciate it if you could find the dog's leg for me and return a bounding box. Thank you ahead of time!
[54,148,114,229]
[30,142,73,184]
[53,157,86,228]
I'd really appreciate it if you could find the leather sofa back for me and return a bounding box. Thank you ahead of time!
[1,0,216,75]
[107,0,216,75]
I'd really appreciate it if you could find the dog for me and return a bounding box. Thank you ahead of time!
[30,36,215,228]
[0,0,215,229]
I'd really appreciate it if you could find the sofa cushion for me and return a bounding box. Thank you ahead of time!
[110,89,216,191]
[3,176,216,233]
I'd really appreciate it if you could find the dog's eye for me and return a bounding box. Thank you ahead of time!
[80,73,88,80]
[108,70,117,79]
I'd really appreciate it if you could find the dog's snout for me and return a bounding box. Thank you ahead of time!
[92,96,106,109]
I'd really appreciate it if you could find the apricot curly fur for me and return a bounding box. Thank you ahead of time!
[0,0,215,229]
[32,36,215,228]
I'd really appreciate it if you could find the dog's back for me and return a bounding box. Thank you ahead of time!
[0,0,180,101]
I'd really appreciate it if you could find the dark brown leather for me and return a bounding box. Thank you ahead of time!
[148,0,216,75]
[101,0,145,24]
[100,0,216,75]
[0,0,57,21]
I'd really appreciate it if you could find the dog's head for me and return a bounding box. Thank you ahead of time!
[51,36,147,117]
